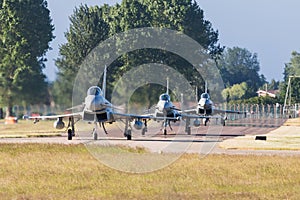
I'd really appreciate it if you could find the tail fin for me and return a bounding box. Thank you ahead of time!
[195,86,198,102]
[102,65,107,98]
[166,77,169,95]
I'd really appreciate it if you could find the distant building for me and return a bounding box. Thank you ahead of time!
[256,90,279,98]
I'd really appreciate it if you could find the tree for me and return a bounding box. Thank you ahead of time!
[279,51,300,103]
[217,47,265,98]
[54,0,223,106]
[222,82,248,102]
[267,79,280,90]
[0,0,54,117]
[54,5,110,106]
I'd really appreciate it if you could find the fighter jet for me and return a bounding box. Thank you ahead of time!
[183,83,247,126]
[148,78,211,135]
[31,66,150,141]
[151,81,181,135]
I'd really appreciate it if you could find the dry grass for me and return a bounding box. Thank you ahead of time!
[284,118,300,126]
[0,120,62,134]
[221,118,300,150]
[0,120,93,137]
[0,143,300,199]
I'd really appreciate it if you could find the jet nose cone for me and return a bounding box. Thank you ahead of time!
[163,101,168,108]
[86,98,97,111]
[162,101,173,114]
[86,95,105,111]
[164,101,172,110]
[199,99,206,107]
[204,100,212,109]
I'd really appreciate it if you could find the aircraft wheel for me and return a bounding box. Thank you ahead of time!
[142,128,146,136]
[126,130,132,140]
[93,131,98,140]
[204,118,209,126]
[163,129,167,135]
[187,127,191,135]
[67,129,73,140]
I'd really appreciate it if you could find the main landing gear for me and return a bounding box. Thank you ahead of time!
[161,119,173,135]
[204,118,209,126]
[185,118,191,135]
[92,126,98,140]
[123,119,148,140]
[141,119,148,136]
[221,116,227,126]
[67,117,75,140]
[123,119,132,140]
[91,122,108,140]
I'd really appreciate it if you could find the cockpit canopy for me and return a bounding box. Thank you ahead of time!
[87,86,102,96]
[201,93,210,99]
[160,93,170,101]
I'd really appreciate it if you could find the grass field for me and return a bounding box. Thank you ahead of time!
[0,119,94,137]
[0,143,300,199]
[220,119,300,151]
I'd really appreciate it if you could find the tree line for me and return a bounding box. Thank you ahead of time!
[0,0,298,117]
[0,0,54,117]
[52,0,223,107]
[52,0,265,107]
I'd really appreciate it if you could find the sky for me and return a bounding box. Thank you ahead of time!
[45,0,300,82]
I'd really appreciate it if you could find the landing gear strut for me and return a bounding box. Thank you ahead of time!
[141,119,148,136]
[92,127,98,140]
[123,119,132,140]
[162,120,168,135]
[221,116,227,126]
[161,119,172,135]
[204,118,209,126]
[185,118,191,135]
[91,122,109,141]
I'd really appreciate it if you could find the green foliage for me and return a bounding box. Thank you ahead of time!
[217,47,265,98]
[280,51,300,103]
[53,5,110,106]
[222,82,248,102]
[0,0,54,116]
[268,79,280,90]
[228,95,279,105]
[53,0,222,106]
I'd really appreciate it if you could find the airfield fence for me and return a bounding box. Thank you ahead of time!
[216,103,300,127]
[6,103,300,120]
[217,103,300,119]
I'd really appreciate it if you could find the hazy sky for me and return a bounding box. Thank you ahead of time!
[45,0,300,82]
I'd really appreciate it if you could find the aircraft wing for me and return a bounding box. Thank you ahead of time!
[213,108,247,116]
[180,113,222,119]
[29,112,82,120]
[150,116,181,121]
[111,112,181,121]
[111,112,152,120]
[179,108,197,115]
